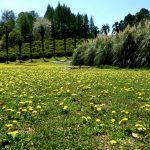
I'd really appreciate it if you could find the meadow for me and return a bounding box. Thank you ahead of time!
[0,60,150,149]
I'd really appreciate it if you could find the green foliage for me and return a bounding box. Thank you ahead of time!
[16,12,33,40]
[0,38,82,62]
[0,63,150,149]
[44,3,97,39]
[72,20,150,68]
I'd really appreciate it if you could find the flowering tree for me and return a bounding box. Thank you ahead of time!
[33,18,51,60]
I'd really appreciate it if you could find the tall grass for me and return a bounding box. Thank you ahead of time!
[72,20,150,68]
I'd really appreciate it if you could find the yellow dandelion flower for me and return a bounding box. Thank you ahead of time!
[32,110,37,114]
[72,93,77,96]
[86,116,91,120]
[119,118,128,124]
[6,124,13,128]
[22,109,27,112]
[8,131,19,137]
[97,107,101,111]
[37,105,41,109]
[12,120,17,123]
[2,106,6,109]
[59,102,64,106]
[63,106,68,110]
[96,119,101,123]
[16,111,21,114]
[121,110,129,114]
[100,104,105,107]
[110,140,117,145]
[112,110,116,114]
[111,119,115,123]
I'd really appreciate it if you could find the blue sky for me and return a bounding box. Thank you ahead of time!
[0,0,150,29]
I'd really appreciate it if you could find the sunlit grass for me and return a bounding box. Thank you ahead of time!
[0,62,150,149]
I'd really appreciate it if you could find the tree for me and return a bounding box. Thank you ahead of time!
[8,29,21,47]
[82,14,89,39]
[72,26,77,49]
[93,26,99,38]
[112,22,120,34]
[100,24,110,36]
[60,24,68,57]
[44,4,55,22]
[89,16,95,37]
[76,13,84,39]
[1,10,15,31]
[135,8,149,23]
[16,12,32,41]
[18,38,23,63]
[124,13,135,27]
[29,35,33,62]
[33,18,51,60]
[51,22,56,57]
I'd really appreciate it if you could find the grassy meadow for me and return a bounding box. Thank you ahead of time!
[0,60,150,149]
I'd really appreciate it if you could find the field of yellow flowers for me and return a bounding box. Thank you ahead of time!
[0,62,150,149]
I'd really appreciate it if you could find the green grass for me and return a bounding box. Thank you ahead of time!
[0,60,150,149]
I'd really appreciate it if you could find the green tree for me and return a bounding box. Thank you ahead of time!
[33,18,51,60]
[16,12,32,41]
[89,16,95,37]
[100,24,110,36]
[1,10,15,31]
[124,13,135,27]
[93,26,99,38]
[8,29,21,47]
[135,8,149,23]
[60,24,68,57]
[82,14,89,39]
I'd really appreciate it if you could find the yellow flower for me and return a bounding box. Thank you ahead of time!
[121,110,129,114]
[112,110,116,114]
[16,111,21,114]
[8,131,19,137]
[97,107,101,111]
[110,140,117,145]
[63,106,68,110]
[135,124,143,127]
[59,102,64,106]
[111,119,115,123]
[22,109,27,112]
[37,105,41,109]
[2,106,6,109]
[96,119,101,123]
[119,118,128,124]
[12,120,17,123]
[28,106,34,111]
[100,104,105,107]
[32,110,37,114]
[86,116,91,120]
[6,124,13,128]
[135,124,146,131]
[72,93,77,96]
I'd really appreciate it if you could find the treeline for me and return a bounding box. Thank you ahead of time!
[0,2,98,62]
[112,8,150,34]
[44,3,99,39]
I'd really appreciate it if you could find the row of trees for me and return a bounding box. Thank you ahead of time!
[0,2,99,62]
[44,3,99,39]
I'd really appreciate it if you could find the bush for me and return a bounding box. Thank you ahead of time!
[72,20,150,68]
[17,54,30,61]
[0,56,6,63]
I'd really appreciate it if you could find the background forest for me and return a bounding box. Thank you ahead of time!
[0,3,150,68]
